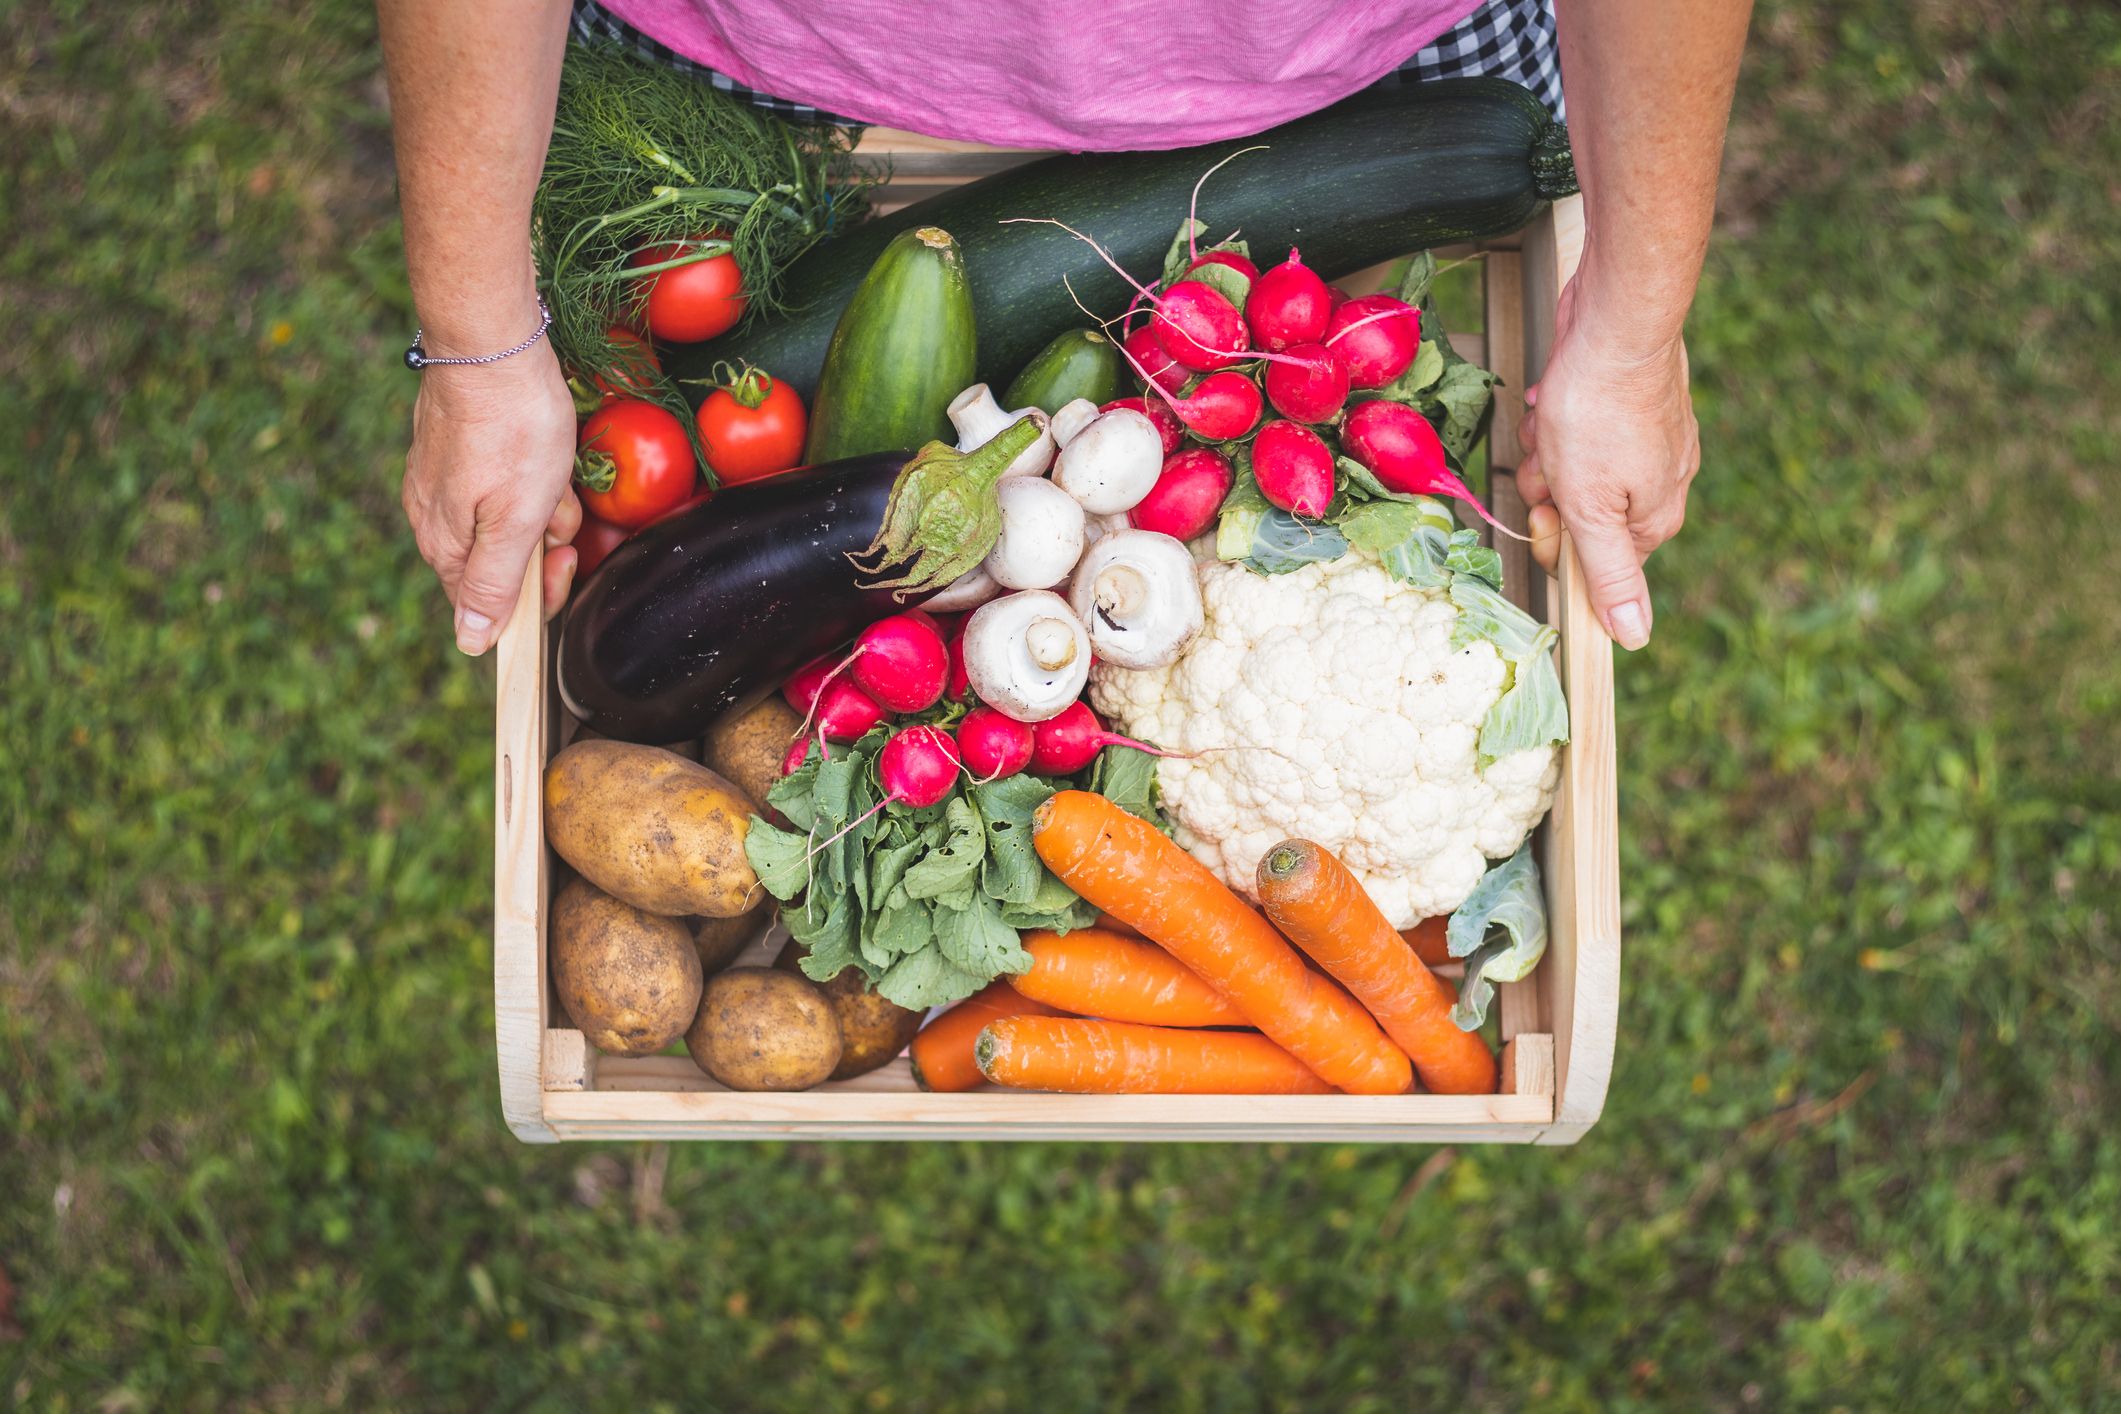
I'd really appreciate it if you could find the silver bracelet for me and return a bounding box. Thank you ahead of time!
[404,296,553,371]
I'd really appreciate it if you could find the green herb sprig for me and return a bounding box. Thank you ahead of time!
[533,43,874,451]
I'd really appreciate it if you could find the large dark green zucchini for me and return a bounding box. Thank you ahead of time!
[673,79,1573,402]
[803,226,977,462]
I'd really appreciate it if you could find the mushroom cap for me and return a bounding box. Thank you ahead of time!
[950,383,1054,479]
[984,476,1088,591]
[1052,408,1163,515]
[1068,529,1204,670]
[924,561,1003,612]
[1048,398,1101,449]
[961,590,1092,723]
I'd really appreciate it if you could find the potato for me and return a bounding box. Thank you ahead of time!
[571,724,700,761]
[687,967,841,1091]
[550,878,703,1057]
[544,739,758,917]
[692,899,769,978]
[703,697,802,810]
[775,940,923,1080]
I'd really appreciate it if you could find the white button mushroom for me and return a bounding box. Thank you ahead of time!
[1082,511,1132,552]
[1051,406,1164,515]
[983,476,1088,590]
[1048,397,1101,449]
[961,590,1091,723]
[923,561,1004,613]
[1068,529,1204,670]
[948,384,1055,479]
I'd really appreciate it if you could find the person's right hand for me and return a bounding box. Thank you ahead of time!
[400,337,582,656]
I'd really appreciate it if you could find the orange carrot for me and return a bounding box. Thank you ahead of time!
[1011,929,1246,1027]
[1257,839,1498,1095]
[976,1016,1334,1094]
[1401,915,1453,968]
[1093,912,1144,938]
[910,982,1061,1092]
[1032,791,1411,1095]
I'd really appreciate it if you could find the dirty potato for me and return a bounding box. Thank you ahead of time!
[775,940,922,1080]
[686,967,841,1091]
[693,899,770,978]
[550,878,703,1057]
[702,697,802,810]
[544,739,758,917]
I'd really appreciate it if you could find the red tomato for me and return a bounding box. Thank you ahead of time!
[699,366,807,485]
[591,327,661,403]
[631,240,746,343]
[575,399,698,529]
[573,514,631,579]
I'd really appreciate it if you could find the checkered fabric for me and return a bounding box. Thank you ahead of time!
[569,0,1564,126]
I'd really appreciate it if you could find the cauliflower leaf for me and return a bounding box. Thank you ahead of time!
[1445,844,1549,1030]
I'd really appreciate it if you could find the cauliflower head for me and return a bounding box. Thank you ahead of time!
[1089,546,1560,928]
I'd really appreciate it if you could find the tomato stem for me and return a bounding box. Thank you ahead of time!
[573,447,618,494]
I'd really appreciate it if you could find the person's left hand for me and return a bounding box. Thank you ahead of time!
[1515,274,1701,650]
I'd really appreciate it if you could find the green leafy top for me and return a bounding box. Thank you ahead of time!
[742,732,1171,1010]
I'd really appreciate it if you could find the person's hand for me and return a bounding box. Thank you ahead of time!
[400,338,582,655]
[1516,274,1700,650]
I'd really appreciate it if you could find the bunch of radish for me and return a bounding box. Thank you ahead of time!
[1014,198,1518,540]
[779,608,1171,806]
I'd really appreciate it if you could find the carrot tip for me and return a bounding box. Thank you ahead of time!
[1260,841,1313,881]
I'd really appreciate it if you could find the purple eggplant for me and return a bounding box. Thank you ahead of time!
[557,418,1042,743]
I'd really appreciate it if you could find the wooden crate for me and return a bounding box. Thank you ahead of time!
[492,156,1618,1142]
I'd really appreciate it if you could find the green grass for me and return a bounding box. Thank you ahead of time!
[4,2,2119,1407]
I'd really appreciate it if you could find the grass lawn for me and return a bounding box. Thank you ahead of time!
[4,1,2118,1406]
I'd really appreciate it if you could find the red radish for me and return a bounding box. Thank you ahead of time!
[1244,248,1332,352]
[814,679,886,741]
[1325,295,1422,389]
[1170,370,1262,441]
[850,612,949,713]
[943,622,973,701]
[956,706,1035,780]
[1152,280,1250,372]
[1261,341,1350,423]
[1340,400,1523,539]
[783,655,888,741]
[781,654,836,713]
[1124,322,1188,396]
[1101,396,1183,455]
[1130,447,1234,541]
[1251,421,1336,517]
[879,725,962,808]
[1029,702,1174,777]
[780,734,814,776]
[1326,284,1352,311]
[1188,249,1260,282]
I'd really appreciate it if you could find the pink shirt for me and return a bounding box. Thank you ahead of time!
[599,0,1482,150]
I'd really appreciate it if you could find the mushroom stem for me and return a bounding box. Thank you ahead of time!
[1093,564,1149,619]
[1025,618,1079,671]
[950,383,1054,479]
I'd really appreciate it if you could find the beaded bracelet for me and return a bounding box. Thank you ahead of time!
[404,296,553,371]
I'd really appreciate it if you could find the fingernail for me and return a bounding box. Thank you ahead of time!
[456,609,494,655]
[1609,601,1650,651]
